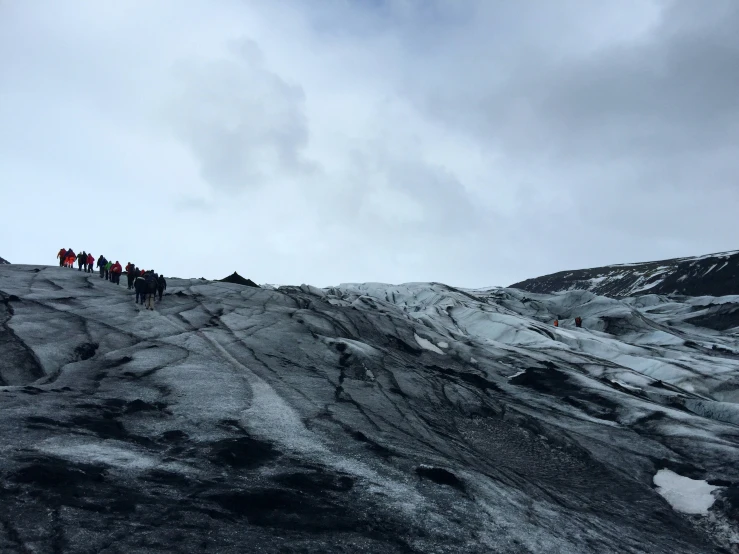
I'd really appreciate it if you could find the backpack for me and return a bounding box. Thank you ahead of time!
[145,273,158,293]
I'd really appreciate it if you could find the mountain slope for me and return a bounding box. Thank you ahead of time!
[510,250,739,297]
[0,256,9,264]
[0,265,738,552]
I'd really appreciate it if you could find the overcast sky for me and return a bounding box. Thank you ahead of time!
[1,0,737,287]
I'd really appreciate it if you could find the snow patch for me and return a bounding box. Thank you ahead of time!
[414,333,444,354]
[653,469,721,515]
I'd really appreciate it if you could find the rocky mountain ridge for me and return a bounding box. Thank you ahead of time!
[510,250,739,297]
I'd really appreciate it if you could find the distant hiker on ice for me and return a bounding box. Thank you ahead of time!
[86,253,94,273]
[104,260,113,281]
[77,251,87,271]
[157,274,167,301]
[111,261,122,285]
[134,273,147,305]
[144,271,158,310]
[575,316,582,328]
[57,248,67,267]
[125,263,135,289]
[65,250,76,268]
[97,255,107,278]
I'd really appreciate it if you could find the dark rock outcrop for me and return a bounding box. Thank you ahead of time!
[219,272,259,288]
[511,250,739,297]
[0,256,9,264]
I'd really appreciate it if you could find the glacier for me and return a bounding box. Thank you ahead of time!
[0,264,738,552]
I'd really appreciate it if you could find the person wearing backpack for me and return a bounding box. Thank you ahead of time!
[111,261,123,285]
[87,253,95,273]
[144,271,158,310]
[97,255,106,278]
[57,248,67,267]
[134,273,147,304]
[104,260,113,281]
[65,249,76,268]
[157,274,167,301]
[125,263,135,289]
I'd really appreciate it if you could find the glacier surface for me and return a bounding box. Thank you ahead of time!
[0,266,738,553]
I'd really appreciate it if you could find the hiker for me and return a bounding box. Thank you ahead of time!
[87,253,94,273]
[77,251,86,271]
[57,248,67,267]
[111,261,122,285]
[65,249,76,268]
[144,271,158,310]
[97,255,106,278]
[157,274,167,301]
[133,273,148,304]
[125,263,135,289]
[554,318,559,327]
[104,260,113,281]
[575,316,582,328]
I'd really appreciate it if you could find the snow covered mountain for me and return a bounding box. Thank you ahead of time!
[511,250,739,298]
[1,265,738,552]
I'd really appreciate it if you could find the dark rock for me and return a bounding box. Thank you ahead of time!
[209,436,280,469]
[415,466,465,491]
[219,272,259,287]
[74,342,99,361]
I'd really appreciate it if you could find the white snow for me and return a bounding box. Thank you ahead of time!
[653,469,721,515]
[629,279,664,294]
[509,369,528,379]
[414,333,445,354]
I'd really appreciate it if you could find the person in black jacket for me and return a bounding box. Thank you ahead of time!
[77,251,86,271]
[97,256,106,278]
[134,274,147,304]
[144,271,157,310]
[157,274,167,301]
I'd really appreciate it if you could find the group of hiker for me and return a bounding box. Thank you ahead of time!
[95,255,124,284]
[554,316,583,328]
[57,248,95,273]
[56,248,166,311]
[126,263,167,310]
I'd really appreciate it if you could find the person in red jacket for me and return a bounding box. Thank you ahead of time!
[87,253,95,273]
[125,263,135,289]
[57,248,67,267]
[111,261,123,285]
[65,250,76,268]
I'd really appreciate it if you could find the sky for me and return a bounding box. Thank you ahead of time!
[1,0,737,287]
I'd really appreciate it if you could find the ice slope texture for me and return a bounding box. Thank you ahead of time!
[0,265,738,553]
